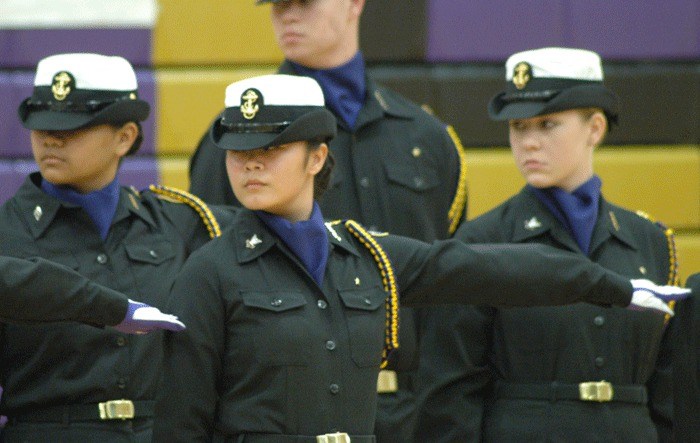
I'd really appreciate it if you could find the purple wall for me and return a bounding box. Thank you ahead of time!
[427,0,700,62]
[0,28,151,69]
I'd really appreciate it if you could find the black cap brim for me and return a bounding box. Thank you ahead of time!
[488,84,619,122]
[19,99,150,131]
[211,108,337,151]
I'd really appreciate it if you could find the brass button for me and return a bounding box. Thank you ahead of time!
[594,357,605,368]
[329,384,340,394]
[117,378,127,389]
[96,254,108,265]
[593,315,605,326]
[149,250,158,258]
[364,298,372,306]
[317,300,328,309]
[360,177,370,188]
[271,299,283,307]
[116,337,127,347]
[326,340,336,351]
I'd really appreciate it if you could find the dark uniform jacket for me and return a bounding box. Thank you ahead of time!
[152,208,637,442]
[188,61,469,441]
[672,273,700,442]
[0,255,127,325]
[0,173,227,439]
[422,187,676,442]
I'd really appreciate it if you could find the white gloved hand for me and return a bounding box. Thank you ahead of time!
[112,300,186,334]
[629,279,692,316]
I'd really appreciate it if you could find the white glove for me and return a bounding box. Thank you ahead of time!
[629,279,692,316]
[112,300,186,334]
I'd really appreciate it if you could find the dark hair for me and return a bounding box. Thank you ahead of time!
[307,138,335,201]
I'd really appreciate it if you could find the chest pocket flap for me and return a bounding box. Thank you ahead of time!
[124,241,176,265]
[385,162,440,192]
[338,287,386,311]
[242,291,307,313]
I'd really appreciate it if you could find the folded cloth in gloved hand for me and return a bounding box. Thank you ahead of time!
[112,299,186,334]
[629,279,692,316]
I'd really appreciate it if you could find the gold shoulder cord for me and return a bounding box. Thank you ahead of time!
[149,185,222,239]
[636,210,679,322]
[344,220,400,369]
[446,125,468,234]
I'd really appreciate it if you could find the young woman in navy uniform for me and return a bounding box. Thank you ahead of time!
[419,47,682,442]
[189,3,470,439]
[0,53,226,441]
[152,73,688,442]
[0,255,184,333]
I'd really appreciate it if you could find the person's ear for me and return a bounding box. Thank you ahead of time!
[309,143,329,175]
[114,122,138,157]
[588,111,607,147]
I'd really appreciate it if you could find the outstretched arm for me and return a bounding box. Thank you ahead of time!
[0,255,185,333]
[378,237,690,311]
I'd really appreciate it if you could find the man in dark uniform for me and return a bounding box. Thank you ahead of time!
[0,254,185,334]
[188,1,469,439]
[672,273,700,442]
[0,53,227,441]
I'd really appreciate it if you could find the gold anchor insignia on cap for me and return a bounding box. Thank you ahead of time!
[524,216,542,230]
[33,205,43,221]
[240,89,260,120]
[51,71,74,101]
[512,62,531,90]
[245,234,262,249]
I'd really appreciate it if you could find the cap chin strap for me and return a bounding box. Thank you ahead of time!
[219,120,291,134]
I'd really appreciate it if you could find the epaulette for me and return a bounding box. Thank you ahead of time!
[344,220,399,369]
[635,210,679,322]
[635,210,679,285]
[446,125,468,234]
[149,185,221,239]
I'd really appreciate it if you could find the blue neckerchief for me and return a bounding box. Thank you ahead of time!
[255,202,329,285]
[41,178,120,241]
[529,175,602,255]
[290,52,366,130]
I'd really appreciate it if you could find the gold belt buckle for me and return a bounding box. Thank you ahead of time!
[579,381,614,402]
[98,399,135,420]
[377,369,398,394]
[316,432,351,443]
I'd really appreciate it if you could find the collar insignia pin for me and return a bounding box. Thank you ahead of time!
[355,277,361,286]
[524,216,542,230]
[325,222,342,241]
[33,206,43,221]
[245,234,262,249]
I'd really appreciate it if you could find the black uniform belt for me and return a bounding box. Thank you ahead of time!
[219,433,376,443]
[495,381,648,404]
[8,399,154,423]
